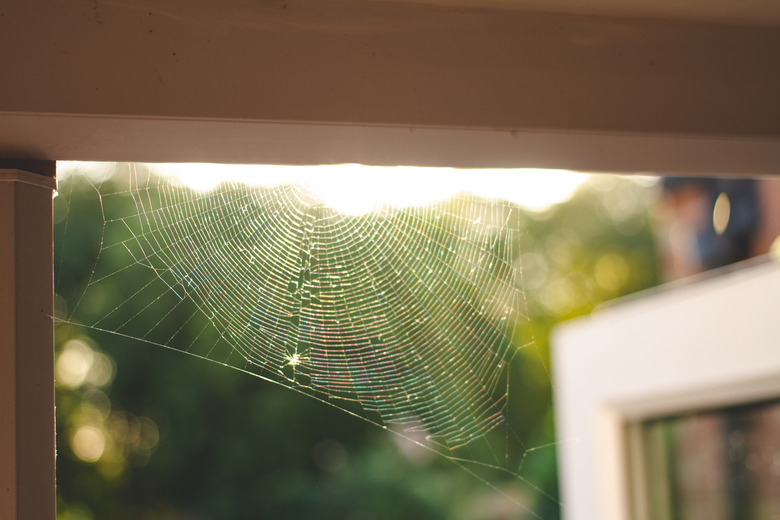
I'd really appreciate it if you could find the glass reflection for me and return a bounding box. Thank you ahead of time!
[642,399,780,520]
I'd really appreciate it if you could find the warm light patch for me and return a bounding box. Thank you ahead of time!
[71,425,106,463]
[713,192,731,235]
[56,338,114,388]
[56,339,95,388]
[139,163,589,214]
[57,162,589,214]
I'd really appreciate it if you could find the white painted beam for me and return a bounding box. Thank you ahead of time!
[1,1,779,172]
[2,113,780,175]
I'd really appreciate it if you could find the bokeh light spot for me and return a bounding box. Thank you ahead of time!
[71,426,106,463]
[713,192,731,235]
[56,340,95,388]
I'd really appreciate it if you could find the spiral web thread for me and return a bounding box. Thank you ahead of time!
[60,164,563,515]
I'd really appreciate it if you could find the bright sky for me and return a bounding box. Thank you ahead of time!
[58,162,589,215]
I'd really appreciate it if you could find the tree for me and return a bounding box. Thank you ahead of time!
[55,165,659,520]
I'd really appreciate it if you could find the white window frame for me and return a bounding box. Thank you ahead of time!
[553,258,780,520]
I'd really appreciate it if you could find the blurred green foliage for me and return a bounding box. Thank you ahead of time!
[54,166,660,520]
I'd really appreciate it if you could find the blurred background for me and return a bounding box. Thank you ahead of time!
[53,164,780,520]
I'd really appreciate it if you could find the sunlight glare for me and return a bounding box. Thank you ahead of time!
[149,163,588,214]
[58,162,589,214]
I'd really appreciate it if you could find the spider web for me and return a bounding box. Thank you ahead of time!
[56,162,559,516]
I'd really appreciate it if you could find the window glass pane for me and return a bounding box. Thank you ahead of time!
[642,399,780,520]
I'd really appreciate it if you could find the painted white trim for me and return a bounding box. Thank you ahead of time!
[2,112,780,175]
[553,259,780,520]
[0,170,57,190]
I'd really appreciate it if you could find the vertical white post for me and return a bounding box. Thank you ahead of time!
[0,163,56,520]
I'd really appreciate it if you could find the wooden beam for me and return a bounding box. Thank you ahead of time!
[0,166,56,520]
[0,160,56,178]
[0,1,779,172]
[3,0,779,136]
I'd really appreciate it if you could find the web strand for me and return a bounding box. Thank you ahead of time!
[57,163,563,515]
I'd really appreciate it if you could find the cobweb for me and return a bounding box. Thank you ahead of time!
[56,162,560,517]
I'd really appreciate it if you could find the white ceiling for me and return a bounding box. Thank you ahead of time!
[380,0,780,27]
